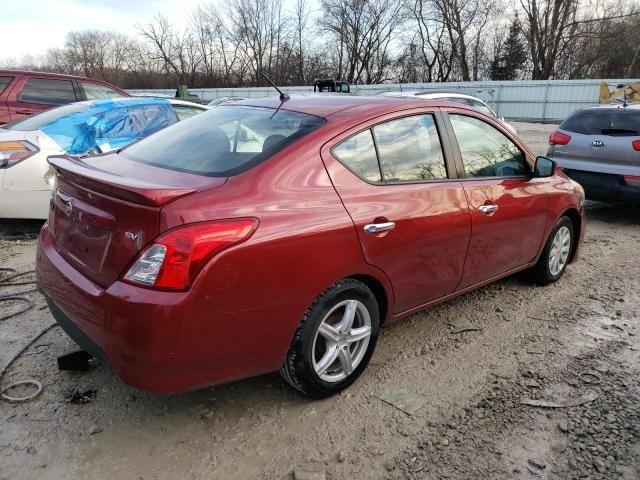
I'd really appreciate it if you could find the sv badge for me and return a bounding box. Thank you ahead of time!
[124,231,140,241]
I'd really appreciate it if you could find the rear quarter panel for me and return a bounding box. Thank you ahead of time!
[160,129,394,375]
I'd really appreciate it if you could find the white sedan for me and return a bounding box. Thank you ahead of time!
[0,98,208,219]
[378,91,517,135]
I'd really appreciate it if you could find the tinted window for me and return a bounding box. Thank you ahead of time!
[450,114,526,177]
[561,108,640,136]
[333,130,381,182]
[124,105,325,177]
[173,105,204,121]
[0,76,13,95]
[81,82,124,100]
[5,102,90,131]
[373,115,447,182]
[19,78,77,105]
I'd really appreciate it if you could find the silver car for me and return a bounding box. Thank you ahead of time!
[378,91,517,135]
[547,104,640,205]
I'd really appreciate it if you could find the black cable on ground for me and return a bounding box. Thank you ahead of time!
[0,268,56,402]
[0,268,16,278]
[0,323,59,403]
[0,297,34,322]
[0,270,37,287]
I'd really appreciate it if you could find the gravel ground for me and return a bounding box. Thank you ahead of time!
[1,122,639,480]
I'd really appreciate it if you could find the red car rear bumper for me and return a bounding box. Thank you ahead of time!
[36,226,295,393]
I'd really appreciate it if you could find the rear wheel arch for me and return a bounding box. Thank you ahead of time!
[561,208,581,262]
[348,274,390,325]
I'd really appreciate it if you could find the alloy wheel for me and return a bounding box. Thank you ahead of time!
[311,300,372,383]
[549,225,571,276]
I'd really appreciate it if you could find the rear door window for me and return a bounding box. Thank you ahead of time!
[450,114,526,178]
[373,114,447,182]
[0,76,13,95]
[19,78,77,105]
[124,105,325,177]
[333,130,381,182]
[81,82,125,100]
[561,108,640,136]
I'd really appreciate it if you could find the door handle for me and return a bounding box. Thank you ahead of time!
[15,110,35,115]
[478,204,498,214]
[364,222,396,234]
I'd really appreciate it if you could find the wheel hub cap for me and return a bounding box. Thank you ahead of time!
[549,226,571,276]
[311,299,372,383]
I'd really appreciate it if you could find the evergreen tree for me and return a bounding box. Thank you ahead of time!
[491,17,527,80]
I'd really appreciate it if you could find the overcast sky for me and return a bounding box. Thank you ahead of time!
[0,0,208,61]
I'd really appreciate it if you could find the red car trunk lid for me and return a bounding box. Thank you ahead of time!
[47,154,225,287]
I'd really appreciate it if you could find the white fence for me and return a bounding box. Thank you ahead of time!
[128,79,639,122]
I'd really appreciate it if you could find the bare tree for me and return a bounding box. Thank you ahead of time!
[138,15,203,84]
[319,0,407,84]
[409,0,455,81]
[427,0,496,81]
[519,0,578,79]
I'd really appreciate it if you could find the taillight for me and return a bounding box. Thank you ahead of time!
[624,175,640,187]
[549,131,571,145]
[0,141,38,168]
[632,140,640,151]
[123,218,258,291]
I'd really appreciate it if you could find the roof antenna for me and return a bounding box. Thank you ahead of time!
[261,72,289,101]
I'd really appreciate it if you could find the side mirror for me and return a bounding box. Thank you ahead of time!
[533,156,555,178]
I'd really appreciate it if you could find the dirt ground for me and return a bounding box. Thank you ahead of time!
[1,122,639,480]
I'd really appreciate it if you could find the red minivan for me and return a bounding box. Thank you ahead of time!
[0,70,129,125]
[36,95,585,398]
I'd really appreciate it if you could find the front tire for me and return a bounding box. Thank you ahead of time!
[527,216,574,285]
[280,279,380,398]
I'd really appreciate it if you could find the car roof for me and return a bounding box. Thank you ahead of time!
[0,69,111,82]
[168,99,209,109]
[578,103,640,111]
[234,94,458,118]
[380,91,484,101]
[44,97,206,109]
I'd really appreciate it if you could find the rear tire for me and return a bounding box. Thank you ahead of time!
[280,279,380,398]
[526,216,574,285]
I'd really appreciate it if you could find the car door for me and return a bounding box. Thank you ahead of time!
[321,110,471,314]
[442,110,548,288]
[7,76,79,122]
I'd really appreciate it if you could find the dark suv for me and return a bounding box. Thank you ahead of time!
[0,70,129,126]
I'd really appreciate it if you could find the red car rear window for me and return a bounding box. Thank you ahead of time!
[124,105,325,177]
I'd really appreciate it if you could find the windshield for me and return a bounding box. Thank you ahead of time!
[5,103,91,131]
[561,108,640,136]
[124,105,326,177]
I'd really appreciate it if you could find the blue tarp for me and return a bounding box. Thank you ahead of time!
[40,98,176,155]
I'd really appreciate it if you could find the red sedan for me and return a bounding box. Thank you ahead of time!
[36,95,585,398]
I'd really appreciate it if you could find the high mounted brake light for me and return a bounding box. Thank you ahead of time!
[123,218,258,291]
